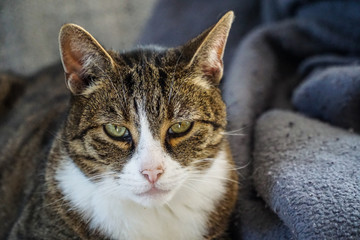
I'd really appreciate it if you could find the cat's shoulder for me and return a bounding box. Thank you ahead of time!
[0,64,70,239]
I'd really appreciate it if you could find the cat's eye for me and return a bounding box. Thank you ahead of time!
[168,121,192,136]
[104,124,130,140]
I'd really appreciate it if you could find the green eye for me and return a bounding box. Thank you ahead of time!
[104,124,129,139]
[169,121,192,135]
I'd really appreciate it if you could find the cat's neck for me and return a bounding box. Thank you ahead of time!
[46,141,232,240]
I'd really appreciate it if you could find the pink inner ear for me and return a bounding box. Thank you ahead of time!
[201,44,224,79]
[199,36,225,80]
[201,62,222,79]
[186,11,232,83]
[63,52,83,74]
[62,40,84,75]
[61,39,90,94]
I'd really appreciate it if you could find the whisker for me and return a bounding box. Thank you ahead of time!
[190,164,250,172]
[224,128,246,133]
[221,132,245,136]
[187,162,250,174]
[40,196,68,209]
[190,158,216,164]
[235,161,251,171]
[181,183,213,200]
[116,179,147,185]
[87,172,117,181]
[187,176,240,186]
[221,128,247,136]
[99,186,118,196]
[96,181,123,196]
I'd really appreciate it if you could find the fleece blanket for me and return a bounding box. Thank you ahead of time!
[140,0,360,239]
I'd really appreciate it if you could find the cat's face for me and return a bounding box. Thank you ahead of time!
[58,14,233,207]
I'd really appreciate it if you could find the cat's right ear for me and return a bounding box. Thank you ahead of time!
[59,23,115,95]
[182,11,234,85]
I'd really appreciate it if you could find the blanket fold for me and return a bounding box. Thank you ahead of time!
[254,110,360,239]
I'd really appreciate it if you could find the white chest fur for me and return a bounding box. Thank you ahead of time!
[55,150,230,240]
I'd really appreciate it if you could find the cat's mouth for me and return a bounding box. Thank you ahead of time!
[136,186,170,197]
[132,186,174,207]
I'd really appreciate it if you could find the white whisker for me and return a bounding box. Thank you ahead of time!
[221,128,247,136]
[187,176,240,186]
[181,183,213,200]
[221,132,245,136]
[190,158,216,165]
[40,196,67,209]
[87,172,116,181]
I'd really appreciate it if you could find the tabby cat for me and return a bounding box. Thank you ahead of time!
[1,11,238,239]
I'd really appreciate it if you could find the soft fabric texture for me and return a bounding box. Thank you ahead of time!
[254,110,360,239]
[293,65,360,132]
[141,0,360,239]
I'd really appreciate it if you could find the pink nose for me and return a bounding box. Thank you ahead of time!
[141,168,164,184]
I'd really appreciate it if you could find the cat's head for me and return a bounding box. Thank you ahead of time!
[58,11,234,207]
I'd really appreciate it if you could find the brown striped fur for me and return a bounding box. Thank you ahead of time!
[1,11,238,239]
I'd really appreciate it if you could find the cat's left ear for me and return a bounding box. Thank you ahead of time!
[59,23,115,95]
[184,11,234,84]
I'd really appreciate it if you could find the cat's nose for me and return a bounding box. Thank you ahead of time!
[141,168,164,184]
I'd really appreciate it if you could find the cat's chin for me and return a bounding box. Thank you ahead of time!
[131,187,174,207]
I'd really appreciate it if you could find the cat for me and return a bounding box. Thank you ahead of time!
[1,11,238,239]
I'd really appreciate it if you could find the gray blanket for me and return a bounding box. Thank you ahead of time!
[140,0,360,239]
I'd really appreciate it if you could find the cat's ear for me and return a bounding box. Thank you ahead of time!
[59,23,115,95]
[184,11,234,84]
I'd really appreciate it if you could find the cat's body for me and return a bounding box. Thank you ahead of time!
[1,12,238,239]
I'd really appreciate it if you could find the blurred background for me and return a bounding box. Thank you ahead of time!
[0,0,157,75]
[0,0,259,76]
